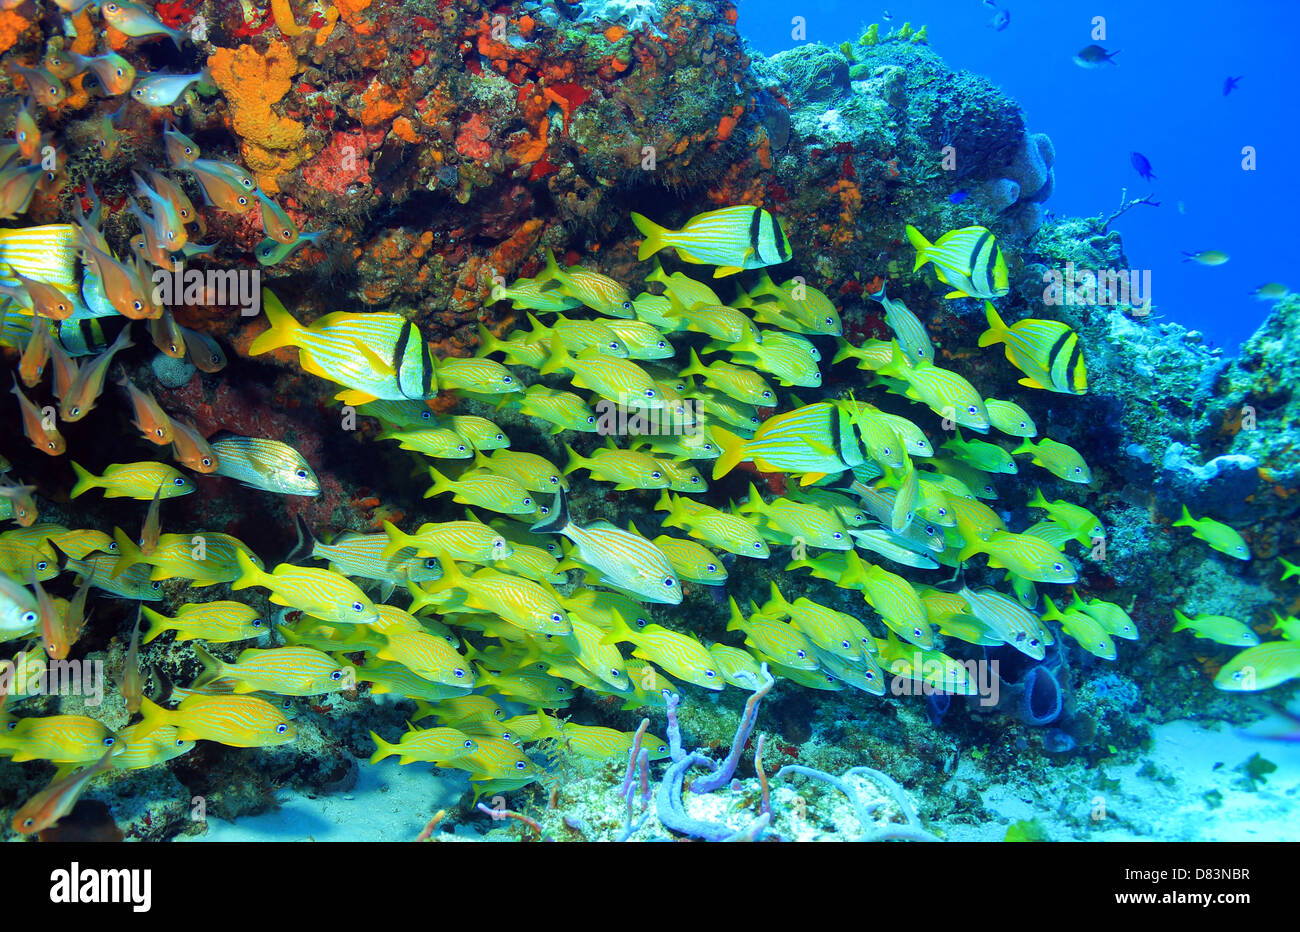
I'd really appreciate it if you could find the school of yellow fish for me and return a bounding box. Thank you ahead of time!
[3,44,1284,829]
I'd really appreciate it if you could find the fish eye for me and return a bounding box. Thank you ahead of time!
[104,737,114,746]
[330,670,342,680]
[1030,638,1041,648]
[36,561,48,571]
[651,471,662,480]
[550,612,563,623]
[185,146,193,155]
[463,739,474,748]
[240,178,253,189]
[609,342,618,349]
[522,497,533,507]
[832,532,843,540]
[237,196,248,206]
[644,390,655,397]
[706,563,717,573]
[116,68,124,77]
[841,640,851,649]
[585,416,595,424]
[703,444,715,452]
[663,577,674,587]
[1052,562,1063,571]
[109,542,118,551]
[252,619,264,627]
[938,508,948,517]
[453,668,465,678]
[622,301,633,310]
[515,761,526,770]
[151,581,161,589]
[276,723,288,734]
[173,477,185,485]
[761,390,772,399]
[280,231,292,241]
[20,610,36,625]
[705,669,716,678]
[967,406,978,414]
[635,617,648,628]
[689,476,699,484]
[295,469,308,478]
[657,341,667,348]
[132,302,142,312]
[502,376,513,383]
[419,410,432,419]
[456,445,466,452]
[425,558,438,568]
[351,601,363,612]
[796,649,806,659]
[202,457,213,467]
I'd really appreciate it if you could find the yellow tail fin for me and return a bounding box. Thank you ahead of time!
[904,224,931,273]
[710,426,748,481]
[977,300,1007,348]
[630,212,669,262]
[248,288,302,355]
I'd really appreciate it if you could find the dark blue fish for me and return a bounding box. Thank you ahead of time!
[1223,75,1243,96]
[989,9,1010,30]
[1130,151,1156,182]
[948,189,971,205]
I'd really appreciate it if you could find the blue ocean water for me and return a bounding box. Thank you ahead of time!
[738,0,1300,351]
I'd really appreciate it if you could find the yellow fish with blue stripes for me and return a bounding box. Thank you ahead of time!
[905,224,1009,300]
[632,205,792,277]
[979,302,1087,395]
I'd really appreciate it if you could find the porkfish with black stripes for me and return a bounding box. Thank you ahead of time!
[631,205,793,277]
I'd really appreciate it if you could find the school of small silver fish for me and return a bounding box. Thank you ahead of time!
[0,5,1292,834]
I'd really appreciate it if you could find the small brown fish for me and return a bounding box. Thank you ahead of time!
[12,747,115,835]
[162,121,200,166]
[0,164,42,220]
[9,64,66,107]
[18,323,51,388]
[35,566,69,659]
[13,98,41,161]
[0,479,37,526]
[0,270,77,319]
[170,417,219,472]
[146,169,198,229]
[43,50,81,82]
[184,159,255,214]
[179,326,226,372]
[61,562,93,650]
[48,340,78,400]
[78,230,156,320]
[10,374,66,455]
[121,606,144,713]
[118,373,172,444]
[139,486,163,556]
[59,323,133,422]
[74,52,136,96]
[148,308,185,358]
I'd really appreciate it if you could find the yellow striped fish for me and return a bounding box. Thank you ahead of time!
[111,528,261,584]
[369,726,478,765]
[138,695,296,748]
[208,433,320,496]
[412,557,570,636]
[540,336,663,407]
[878,345,991,433]
[651,534,727,585]
[984,398,1038,437]
[716,329,821,388]
[194,644,351,696]
[711,401,863,483]
[707,643,765,689]
[436,356,521,395]
[0,715,118,763]
[656,490,770,558]
[377,426,473,459]
[958,585,1050,660]
[725,598,817,670]
[533,489,681,604]
[633,206,792,277]
[1011,437,1092,484]
[745,272,843,335]
[868,282,932,363]
[509,384,598,434]
[141,601,266,643]
[0,225,79,291]
[536,249,635,318]
[475,449,568,492]
[371,604,475,687]
[425,465,537,515]
[249,292,439,405]
[380,519,510,563]
[69,461,194,500]
[905,224,1009,300]
[679,350,775,407]
[1214,641,1300,691]
[564,444,670,492]
[979,302,1086,395]
[233,549,380,625]
[603,616,722,690]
